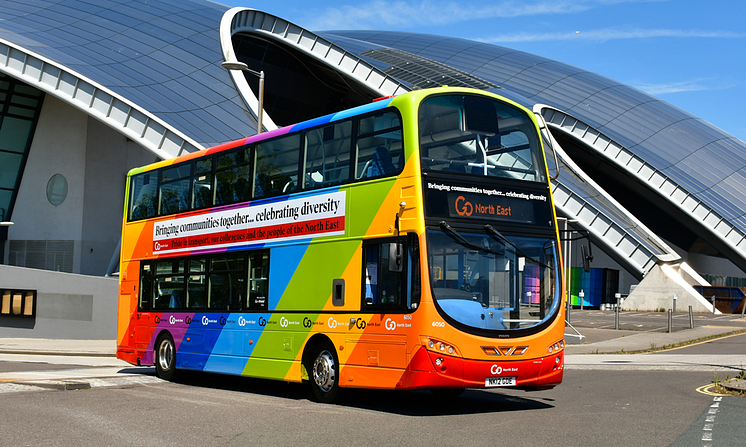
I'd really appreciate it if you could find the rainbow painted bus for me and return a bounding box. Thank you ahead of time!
[117,86,565,402]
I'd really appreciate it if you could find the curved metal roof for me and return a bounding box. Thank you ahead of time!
[0,0,248,156]
[324,30,746,275]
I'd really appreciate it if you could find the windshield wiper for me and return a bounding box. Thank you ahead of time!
[483,224,550,268]
[439,221,500,255]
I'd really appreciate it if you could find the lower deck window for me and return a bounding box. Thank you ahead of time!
[139,251,268,312]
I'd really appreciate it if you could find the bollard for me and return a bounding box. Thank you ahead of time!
[711,295,716,314]
[689,305,693,329]
[667,309,672,333]
[672,294,677,314]
[615,305,620,330]
[615,292,621,330]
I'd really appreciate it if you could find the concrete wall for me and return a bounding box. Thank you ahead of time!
[622,263,716,313]
[6,95,155,275]
[0,265,117,339]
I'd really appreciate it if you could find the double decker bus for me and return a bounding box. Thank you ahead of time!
[117,86,565,402]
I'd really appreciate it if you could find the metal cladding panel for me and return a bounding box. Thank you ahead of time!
[0,0,253,150]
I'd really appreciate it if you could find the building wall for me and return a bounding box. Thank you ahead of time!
[6,95,155,276]
[0,265,117,339]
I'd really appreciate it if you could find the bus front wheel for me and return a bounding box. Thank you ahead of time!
[155,333,177,381]
[309,342,340,403]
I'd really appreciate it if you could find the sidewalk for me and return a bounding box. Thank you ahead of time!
[0,338,116,357]
[565,325,745,354]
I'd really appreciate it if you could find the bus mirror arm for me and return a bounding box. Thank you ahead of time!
[389,210,404,273]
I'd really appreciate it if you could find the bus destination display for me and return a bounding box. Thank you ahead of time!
[424,181,552,226]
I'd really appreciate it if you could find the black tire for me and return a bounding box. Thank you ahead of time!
[154,333,177,381]
[308,341,340,403]
[430,388,464,398]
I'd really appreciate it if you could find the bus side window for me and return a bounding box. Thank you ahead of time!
[154,260,186,310]
[159,163,192,215]
[355,111,403,180]
[139,262,153,310]
[208,254,246,311]
[215,148,251,206]
[303,121,352,190]
[192,158,213,209]
[247,250,269,310]
[362,236,420,310]
[254,134,300,199]
[362,240,403,309]
[130,173,157,220]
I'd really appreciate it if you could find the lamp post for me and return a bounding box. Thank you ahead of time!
[222,60,265,134]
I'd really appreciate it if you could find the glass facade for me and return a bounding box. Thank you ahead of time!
[0,73,43,221]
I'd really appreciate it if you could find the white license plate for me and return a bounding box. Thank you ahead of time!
[485,376,516,387]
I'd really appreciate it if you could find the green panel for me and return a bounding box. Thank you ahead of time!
[276,239,360,311]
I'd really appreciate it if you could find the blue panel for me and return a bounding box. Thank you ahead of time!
[332,99,392,121]
[268,244,309,311]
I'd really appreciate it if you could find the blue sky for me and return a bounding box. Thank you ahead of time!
[220,0,746,142]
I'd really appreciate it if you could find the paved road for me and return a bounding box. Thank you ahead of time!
[567,309,746,333]
[0,331,744,446]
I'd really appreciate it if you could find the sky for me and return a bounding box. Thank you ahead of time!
[219,0,746,143]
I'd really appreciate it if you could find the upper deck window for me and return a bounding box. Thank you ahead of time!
[419,94,545,183]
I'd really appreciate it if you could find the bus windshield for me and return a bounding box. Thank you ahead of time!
[427,226,559,332]
[419,94,545,183]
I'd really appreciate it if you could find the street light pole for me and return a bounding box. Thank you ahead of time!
[222,60,265,134]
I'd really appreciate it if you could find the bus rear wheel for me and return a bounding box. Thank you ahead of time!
[309,342,340,403]
[155,333,177,381]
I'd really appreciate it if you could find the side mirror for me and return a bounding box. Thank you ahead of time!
[389,243,403,272]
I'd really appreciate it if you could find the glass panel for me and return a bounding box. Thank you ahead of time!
[160,163,191,182]
[248,250,269,310]
[215,165,252,206]
[303,121,352,189]
[154,275,185,310]
[159,178,190,215]
[192,173,213,209]
[0,152,23,189]
[187,274,207,309]
[428,228,557,332]
[189,258,206,273]
[129,172,157,220]
[211,254,245,272]
[253,134,300,199]
[0,117,33,152]
[195,158,212,174]
[209,271,246,311]
[355,111,403,180]
[140,263,153,310]
[156,260,184,275]
[419,94,545,182]
[217,148,246,169]
[359,111,400,135]
[363,242,407,308]
[355,134,403,179]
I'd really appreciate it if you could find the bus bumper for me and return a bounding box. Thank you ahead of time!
[401,346,564,391]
